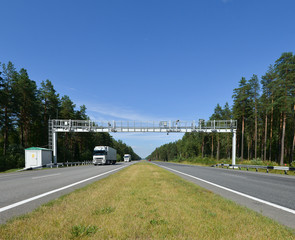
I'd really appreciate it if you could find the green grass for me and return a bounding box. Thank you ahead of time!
[168,158,295,176]
[0,168,22,174]
[0,162,294,239]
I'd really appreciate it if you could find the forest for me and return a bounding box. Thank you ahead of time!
[148,52,295,166]
[0,61,140,171]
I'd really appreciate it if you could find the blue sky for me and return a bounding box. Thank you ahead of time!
[1,0,295,157]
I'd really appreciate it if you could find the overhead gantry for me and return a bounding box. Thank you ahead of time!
[49,119,237,165]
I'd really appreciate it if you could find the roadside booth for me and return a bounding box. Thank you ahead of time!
[25,147,52,168]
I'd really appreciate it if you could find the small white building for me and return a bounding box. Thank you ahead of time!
[25,147,52,169]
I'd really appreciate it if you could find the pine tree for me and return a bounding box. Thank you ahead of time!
[232,77,249,161]
[0,62,17,155]
[39,79,60,147]
[13,68,39,148]
[274,52,295,165]
[248,74,260,159]
[261,65,276,161]
[210,104,223,160]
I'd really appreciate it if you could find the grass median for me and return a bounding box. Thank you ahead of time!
[0,162,294,239]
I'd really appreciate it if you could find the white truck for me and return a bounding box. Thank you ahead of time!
[124,154,131,162]
[93,146,117,165]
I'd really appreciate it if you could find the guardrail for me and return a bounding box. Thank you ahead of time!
[212,163,295,174]
[21,161,93,171]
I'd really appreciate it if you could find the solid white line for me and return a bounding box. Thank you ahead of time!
[0,165,127,213]
[155,163,295,215]
[32,173,61,179]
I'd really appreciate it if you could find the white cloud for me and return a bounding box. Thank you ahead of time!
[85,102,166,121]
[76,98,195,123]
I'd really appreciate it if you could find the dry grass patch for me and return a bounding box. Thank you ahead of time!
[0,162,294,240]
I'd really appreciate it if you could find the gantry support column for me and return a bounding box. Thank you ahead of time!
[232,130,236,165]
[53,131,57,164]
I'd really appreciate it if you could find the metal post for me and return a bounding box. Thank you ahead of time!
[232,130,236,165]
[53,131,57,164]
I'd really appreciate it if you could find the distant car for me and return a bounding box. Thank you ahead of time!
[148,159,151,161]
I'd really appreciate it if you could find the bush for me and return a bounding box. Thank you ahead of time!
[80,149,92,161]
[117,154,122,162]
[0,144,25,171]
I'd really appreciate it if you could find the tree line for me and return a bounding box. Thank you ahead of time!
[0,61,140,171]
[148,52,295,166]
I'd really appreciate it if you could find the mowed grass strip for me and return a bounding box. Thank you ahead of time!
[0,162,294,240]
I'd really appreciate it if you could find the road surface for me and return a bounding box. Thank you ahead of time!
[154,161,295,229]
[0,162,134,224]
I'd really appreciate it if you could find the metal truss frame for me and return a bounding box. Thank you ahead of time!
[49,119,237,165]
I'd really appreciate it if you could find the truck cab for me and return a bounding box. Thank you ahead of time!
[124,154,131,162]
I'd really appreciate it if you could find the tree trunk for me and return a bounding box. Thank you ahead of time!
[269,102,273,161]
[64,133,67,162]
[250,138,253,160]
[217,135,220,161]
[280,112,286,165]
[24,124,29,148]
[3,106,8,155]
[254,102,258,159]
[260,126,263,160]
[247,136,250,160]
[236,133,240,159]
[43,99,48,147]
[201,136,204,158]
[241,116,244,161]
[228,134,231,159]
[291,105,295,163]
[264,114,268,161]
[292,133,295,163]
[211,134,214,159]
[278,112,283,163]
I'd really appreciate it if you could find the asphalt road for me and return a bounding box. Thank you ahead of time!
[1,160,294,229]
[0,162,135,224]
[154,161,295,229]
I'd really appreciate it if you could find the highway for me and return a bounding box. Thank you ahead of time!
[1,161,294,228]
[0,162,134,224]
[154,161,295,228]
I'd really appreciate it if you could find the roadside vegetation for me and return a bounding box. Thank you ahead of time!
[0,162,294,239]
[165,157,295,176]
[0,168,22,174]
[0,61,140,172]
[148,52,295,167]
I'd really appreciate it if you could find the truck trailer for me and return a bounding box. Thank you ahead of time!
[93,146,117,165]
[124,154,131,162]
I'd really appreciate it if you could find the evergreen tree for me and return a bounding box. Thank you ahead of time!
[248,74,260,159]
[273,52,295,165]
[261,65,276,161]
[39,79,60,147]
[59,95,76,119]
[0,62,17,155]
[13,68,39,148]
[210,104,222,160]
[232,77,249,161]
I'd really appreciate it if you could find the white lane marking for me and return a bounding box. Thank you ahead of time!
[32,173,61,179]
[0,165,127,213]
[155,163,295,215]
